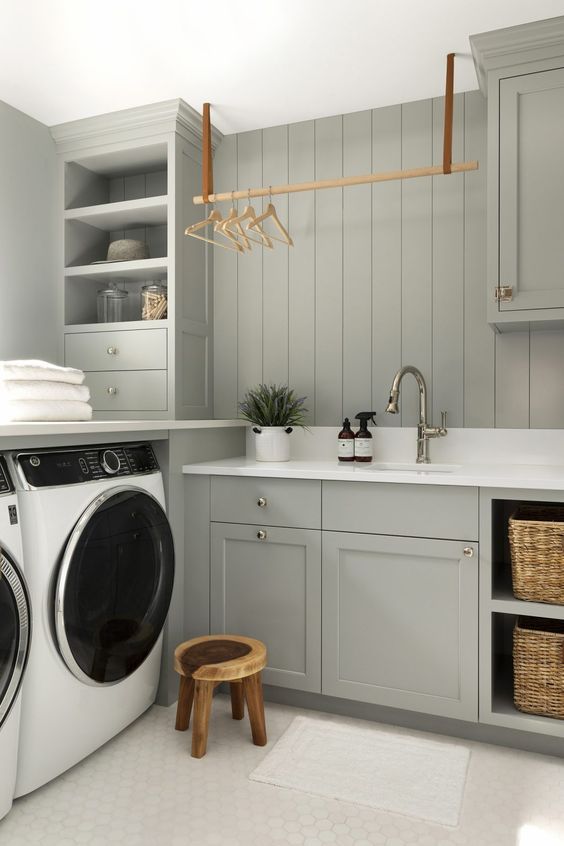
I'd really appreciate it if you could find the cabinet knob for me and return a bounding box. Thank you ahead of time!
[106,386,118,396]
[257,497,267,508]
[107,346,118,355]
[463,546,474,558]
[256,530,267,540]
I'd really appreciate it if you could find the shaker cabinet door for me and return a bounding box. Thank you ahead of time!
[498,67,564,312]
[210,523,321,692]
[322,532,478,720]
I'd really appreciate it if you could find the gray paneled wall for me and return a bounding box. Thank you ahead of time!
[213,91,564,428]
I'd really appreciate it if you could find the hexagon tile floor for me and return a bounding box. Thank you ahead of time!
[2,695,564,846]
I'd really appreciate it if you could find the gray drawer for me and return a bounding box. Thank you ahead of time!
[322,481,478,540]
[65,328,167,372]
[86,370,167,411]
[211,477,321,529]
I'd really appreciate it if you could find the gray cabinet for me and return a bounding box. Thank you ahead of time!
[322,531,478,721]
[471,18,564,329]
[210,522,321,692]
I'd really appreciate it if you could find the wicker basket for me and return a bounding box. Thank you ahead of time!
[508,505,564,605]
[513,617,564,719]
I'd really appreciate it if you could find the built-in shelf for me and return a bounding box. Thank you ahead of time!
[491,585,564,620]
[64,195,168,230]
[64,319,168,333]
[491,655,564,737]
[64,258,168,282]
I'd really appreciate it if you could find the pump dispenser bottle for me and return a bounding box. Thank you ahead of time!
[354,412,377,462]
[338,418,355,462]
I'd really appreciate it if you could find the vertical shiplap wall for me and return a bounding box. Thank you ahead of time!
[214,91,564,428]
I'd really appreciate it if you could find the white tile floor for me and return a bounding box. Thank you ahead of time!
[2,695,564,846]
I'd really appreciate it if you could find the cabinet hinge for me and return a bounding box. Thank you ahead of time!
[494,285,513,303]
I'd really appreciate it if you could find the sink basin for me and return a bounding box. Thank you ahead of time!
[370,462,461,474]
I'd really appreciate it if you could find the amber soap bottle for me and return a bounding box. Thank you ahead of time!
[354,412,376,462]
[338,418,355,462]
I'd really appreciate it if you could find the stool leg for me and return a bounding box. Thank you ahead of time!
[175,675,195,731]
[191,680,214,758]
[242,671,267,747]
[230,681,245,720]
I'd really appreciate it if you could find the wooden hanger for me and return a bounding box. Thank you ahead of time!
[217,203,253,252]
[247,191,293,247]
[185,208,243,252]
[222,191,274,249]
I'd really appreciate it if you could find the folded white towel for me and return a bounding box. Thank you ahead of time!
[0,380,90,402]
[0,360,85,385]
[0,399,93,422]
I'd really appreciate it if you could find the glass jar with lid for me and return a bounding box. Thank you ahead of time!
[141,282,167,320]
[97,284,128,323]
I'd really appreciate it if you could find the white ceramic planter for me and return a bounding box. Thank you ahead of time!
[254,426,292,462]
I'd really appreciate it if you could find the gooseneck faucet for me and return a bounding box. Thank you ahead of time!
[385,365,448,463]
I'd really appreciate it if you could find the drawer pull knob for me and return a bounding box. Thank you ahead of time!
[107,346,118,355]
[257,497,267,508]
[257,530,267,540]
[463,546,474,558]
[107,386,118,396]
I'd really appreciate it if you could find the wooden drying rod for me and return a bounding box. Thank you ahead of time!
[193,53,478,206]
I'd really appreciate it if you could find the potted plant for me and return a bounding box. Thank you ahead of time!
[238,384,308,462]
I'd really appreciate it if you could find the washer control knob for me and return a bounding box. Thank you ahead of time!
[100,449,121,475]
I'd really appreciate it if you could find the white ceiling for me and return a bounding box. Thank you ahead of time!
[1,0,564,134]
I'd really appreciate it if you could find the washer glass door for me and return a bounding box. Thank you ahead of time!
[56,488,174,685]
[0,552,30,727]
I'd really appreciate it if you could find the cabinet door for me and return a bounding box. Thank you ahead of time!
[211,523,321,692]
[498,67,564,312]
[323,532,478,720]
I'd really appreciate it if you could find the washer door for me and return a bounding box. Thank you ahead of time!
[55,487,174,686]
[0,551,30,727]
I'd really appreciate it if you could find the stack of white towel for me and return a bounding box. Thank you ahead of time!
[0,360,93,422]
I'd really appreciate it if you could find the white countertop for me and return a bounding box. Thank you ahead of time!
[0,419,245,438]
[182,456,564,490]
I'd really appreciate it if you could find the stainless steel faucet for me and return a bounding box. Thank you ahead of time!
[385,365,448,463]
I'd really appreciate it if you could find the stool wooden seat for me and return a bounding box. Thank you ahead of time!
[174,634,267,758]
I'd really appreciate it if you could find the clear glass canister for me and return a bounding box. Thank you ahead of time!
[141,282,167,320]
[97,285,128,323]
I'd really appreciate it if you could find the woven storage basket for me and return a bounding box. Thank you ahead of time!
[513,617,564,719]
[508,505,564,605]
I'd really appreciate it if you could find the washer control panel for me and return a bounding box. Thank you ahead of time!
[0,456,14,494]
[16,443,158,487]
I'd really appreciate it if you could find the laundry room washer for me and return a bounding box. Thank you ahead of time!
[0,455,30,820]
[11,442,174,797]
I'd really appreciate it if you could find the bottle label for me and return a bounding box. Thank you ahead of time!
[355,438,373,458]
[338,439,354,458]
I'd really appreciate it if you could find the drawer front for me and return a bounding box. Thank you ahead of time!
[211,477,321,529]
[86,370,167,411]
[65,328,167,372]
[322,481,478,540]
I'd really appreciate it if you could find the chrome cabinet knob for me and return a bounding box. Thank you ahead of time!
[463,546,474,558]
[106,346,118,355]
[106,386,118,396]
[257,497,267,508]
[257,530,267,540]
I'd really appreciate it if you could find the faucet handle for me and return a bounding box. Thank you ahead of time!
[440,411,448,432]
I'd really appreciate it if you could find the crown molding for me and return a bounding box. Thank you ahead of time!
[471,16,564,94]
[50,98,223,153]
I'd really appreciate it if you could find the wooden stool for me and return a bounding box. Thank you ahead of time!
[174,634,267,758]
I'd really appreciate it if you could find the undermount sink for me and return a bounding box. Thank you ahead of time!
[370,462,461,474]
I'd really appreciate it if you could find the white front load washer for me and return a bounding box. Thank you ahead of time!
[0,455,30,820]
[11,442,174,797]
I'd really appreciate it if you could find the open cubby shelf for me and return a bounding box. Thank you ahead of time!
[64,258,168,282]
[64,319,168,333]
[64,195,168,231]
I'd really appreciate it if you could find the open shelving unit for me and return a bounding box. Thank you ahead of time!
[480,489,564,739]
[52,99,218,419]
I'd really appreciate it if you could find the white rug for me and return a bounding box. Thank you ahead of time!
[250,715,470,827]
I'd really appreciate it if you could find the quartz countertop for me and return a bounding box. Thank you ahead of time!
[0,419,245,438]
[182,456,564,490]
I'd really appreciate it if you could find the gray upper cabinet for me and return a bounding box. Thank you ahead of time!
[471,17,564,330]
[322,531,479,721]
[210,522,321,693]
